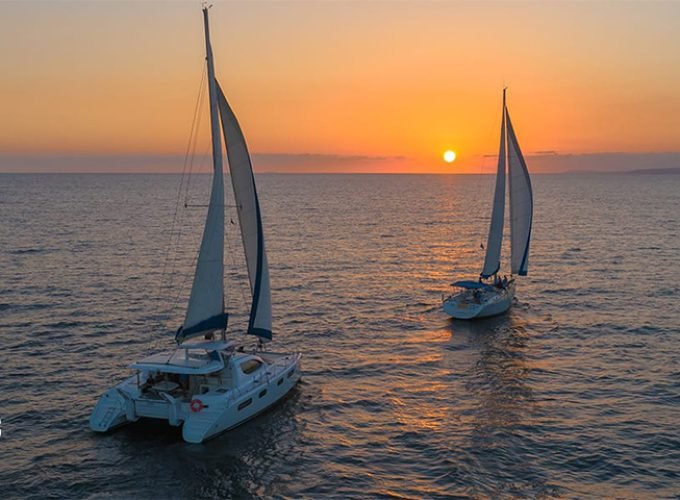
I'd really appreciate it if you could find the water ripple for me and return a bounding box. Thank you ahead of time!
[0,173,678,498]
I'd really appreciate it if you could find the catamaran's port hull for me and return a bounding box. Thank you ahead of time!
[89,352,301,443]
[443,282,515,320]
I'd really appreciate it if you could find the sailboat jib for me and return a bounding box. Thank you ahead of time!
[176,7,227,343]
[506,109,533,276]
[216,82,273,340]
[480,93,507,279]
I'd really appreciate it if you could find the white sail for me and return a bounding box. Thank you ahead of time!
[177,9,226,342]
[506,109,533,276]
[216,82,272,340]
[480,92,507,278]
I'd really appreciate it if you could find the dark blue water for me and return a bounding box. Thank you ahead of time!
[1,173,678,498]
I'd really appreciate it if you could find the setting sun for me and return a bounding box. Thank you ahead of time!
[443,150,456,163]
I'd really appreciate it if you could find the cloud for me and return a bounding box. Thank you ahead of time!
[251,153,407,172]
[0,153,185,173]
[479,151,680,173]
[1,151,679,174]
[0,152,407,173]
[527,152,680,173]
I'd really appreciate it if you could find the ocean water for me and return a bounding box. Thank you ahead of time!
[0,173,678,498]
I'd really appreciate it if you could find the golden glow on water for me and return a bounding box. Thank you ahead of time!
[2,144,679,498]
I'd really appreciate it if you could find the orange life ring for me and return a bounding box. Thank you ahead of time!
[190,399,205,413]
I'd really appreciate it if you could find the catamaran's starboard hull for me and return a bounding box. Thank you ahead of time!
[183,353,301,443]
[443,282,515,320]
[89,352,301,444]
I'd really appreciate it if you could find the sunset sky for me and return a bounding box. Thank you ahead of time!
[1,0,679,173]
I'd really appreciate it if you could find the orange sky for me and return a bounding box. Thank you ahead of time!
[1,1,679,173]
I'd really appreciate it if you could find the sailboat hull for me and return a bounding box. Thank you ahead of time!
[90,350,301,444]
[443,281,515,319]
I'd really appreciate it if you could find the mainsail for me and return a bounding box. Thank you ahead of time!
[480,91,507,278]
[216,83,273,340]
[177,8,227,342]
[506,110,533,276]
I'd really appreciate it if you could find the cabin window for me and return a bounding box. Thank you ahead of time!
[259,389,267,398]
[277,378,283,386]
[287,369,294,378]
[241,359,263,375]
[238,398,252,411]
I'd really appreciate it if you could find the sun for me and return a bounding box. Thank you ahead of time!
[443,150,456,163]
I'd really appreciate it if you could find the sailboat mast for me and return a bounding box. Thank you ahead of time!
[176,8,227,343]
[203,7,223,175]
[480,89,507,279]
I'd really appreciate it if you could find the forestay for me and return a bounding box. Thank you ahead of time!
[216,83,273,340]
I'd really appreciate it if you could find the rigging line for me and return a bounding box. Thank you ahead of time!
[159,76,210,328]
[164,81,207,309]
[477,97,503,254]
[165,243,201,330]
[168,65,207,287]
[164,141,211,328]
[166,67,207,287]
[163,137,211,329]
[477,154,489,251]
[157,64,205,299]
[183,65,208,207]
[151,63,207,338]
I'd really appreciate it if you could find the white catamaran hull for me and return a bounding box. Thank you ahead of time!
[443,281,515,320]
[90,351,301,444]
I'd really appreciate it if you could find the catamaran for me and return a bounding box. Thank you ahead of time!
[443,89,533,319]
[90,7,301,443]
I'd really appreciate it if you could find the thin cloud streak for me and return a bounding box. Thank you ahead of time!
[477,152,680,173]
[0,151,678,174]
[0,152,408,173]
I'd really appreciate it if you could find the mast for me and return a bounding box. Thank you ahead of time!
[176,7,226,343]
[480,88,507,279]
[203,6,223,185]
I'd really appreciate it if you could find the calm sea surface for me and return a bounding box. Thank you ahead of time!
[1,173,678,498]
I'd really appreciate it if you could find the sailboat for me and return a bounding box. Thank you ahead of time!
[443,89,533,319]
[89,7,301,444]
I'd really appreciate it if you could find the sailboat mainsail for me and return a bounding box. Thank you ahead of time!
[506,110,533,276]
[178,8,227,342]
[216,84,273,340]
[480,91,507,278]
